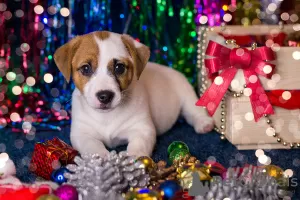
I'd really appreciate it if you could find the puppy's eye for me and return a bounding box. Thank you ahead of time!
[114,63,126,75]
[79,64,93,76]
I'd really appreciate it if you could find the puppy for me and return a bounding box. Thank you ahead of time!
[54,31,214,157]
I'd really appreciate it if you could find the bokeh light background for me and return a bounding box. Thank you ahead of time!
[0,0,299,133]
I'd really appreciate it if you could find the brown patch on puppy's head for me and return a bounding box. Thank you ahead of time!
[53,36,81,82]
[121,35,150,80]
[54,31,111,92]
[94,31,110,40]
[107,57,134,91]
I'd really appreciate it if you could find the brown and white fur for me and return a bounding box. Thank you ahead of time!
[54,31,214,157]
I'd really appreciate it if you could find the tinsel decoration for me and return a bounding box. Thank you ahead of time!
[178,163,211,189]
[149,155,199,188]
[64,151,150,200]
[193,166,293,200]
[149,160,177,188]
[173,154,199,169]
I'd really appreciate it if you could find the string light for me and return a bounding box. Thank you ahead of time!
[0,3,7,12]
[6,72,16,81]
[282,91,292,100]
[258,155,269,165]
[281,12,289,21]
[267,3,277,13]
[290,14,299,23]
[284,169,293,178]
[199,15,208,24]
[255,149,264,157]
[47,6,57,15]
[10,112,21,122]
[222,5,228,11]
[292,51,300,60]
[0,118,7,129]
[12,86,22,95]
[26,77,36,86]
[15,9,24,18]
[29,0,39,3]
[44,73,53,83]
[20,43,30,52]
[3,11,12,20]
[34,5,44,15]
[223,13,232,22]
[60,7,70,17]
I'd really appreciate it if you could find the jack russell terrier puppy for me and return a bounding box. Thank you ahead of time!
[54,31,214,157]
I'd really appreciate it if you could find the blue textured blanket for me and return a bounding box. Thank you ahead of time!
[1,119,299,198]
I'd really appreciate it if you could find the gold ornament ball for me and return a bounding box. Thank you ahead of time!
[136,156,156,172]
[262,165,284,179]
[262,165,290,188]
[37,195,60,200]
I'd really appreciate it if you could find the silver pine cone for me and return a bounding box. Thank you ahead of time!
[194,165,293,200]
[64,151,150,200]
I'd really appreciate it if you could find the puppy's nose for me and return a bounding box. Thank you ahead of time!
[96,90,115,104]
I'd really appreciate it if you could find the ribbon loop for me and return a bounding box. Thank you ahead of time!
[197,40,276,121]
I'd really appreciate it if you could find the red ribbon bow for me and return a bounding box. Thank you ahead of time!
[44,138,78,164]
[196,40,276,121]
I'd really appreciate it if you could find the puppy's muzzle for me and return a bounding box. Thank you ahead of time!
[96,90,115,104]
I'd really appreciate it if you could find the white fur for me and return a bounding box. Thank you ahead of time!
[70,33,214,157]
[0,158,16,179]
[0,158,21,185]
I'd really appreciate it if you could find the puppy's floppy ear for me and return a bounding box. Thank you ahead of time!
[54,37,81,82]
[121,34,150,79]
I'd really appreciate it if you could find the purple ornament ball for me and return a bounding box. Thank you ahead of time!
[54,184,79,200]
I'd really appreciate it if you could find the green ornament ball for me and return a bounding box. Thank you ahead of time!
[167,141,189,155]
[169,148,190,164]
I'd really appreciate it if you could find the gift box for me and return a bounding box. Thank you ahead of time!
[197,25,300,149]
[30,138,78,180]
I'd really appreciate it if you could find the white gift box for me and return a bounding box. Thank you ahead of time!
[198,25,300,149]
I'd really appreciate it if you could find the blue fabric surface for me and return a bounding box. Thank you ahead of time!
[1,119,300,198]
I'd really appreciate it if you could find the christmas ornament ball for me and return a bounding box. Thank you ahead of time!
[262,165,289,187]
[54,184,79,200]
[169,148,190,164]
[262,165,284,179]
[136,156,156,172]
[125,188,163,200]
[158,180,182,200]
[167,141,189,155]
[37,195,60,200]
[51,167,69,185]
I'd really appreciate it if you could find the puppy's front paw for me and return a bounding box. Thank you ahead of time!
[79,147,109,158]
[97,149,110,158]
[127,149,151,158]
[193,115,214,134]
